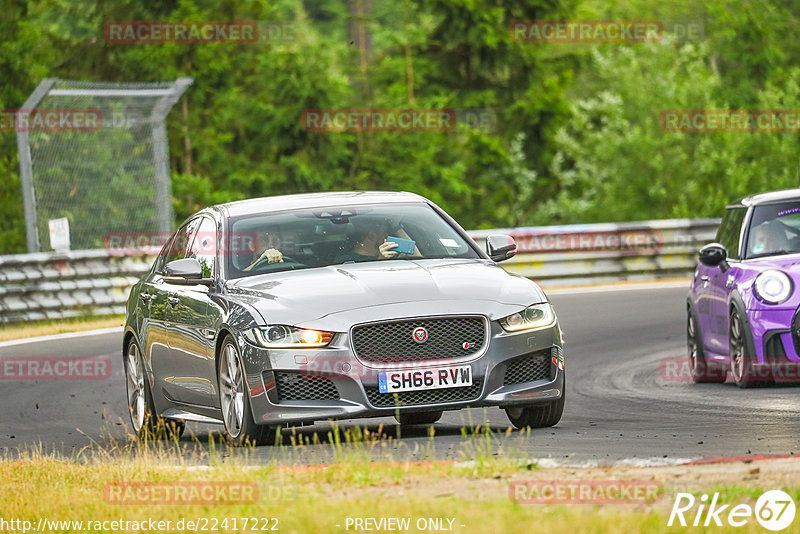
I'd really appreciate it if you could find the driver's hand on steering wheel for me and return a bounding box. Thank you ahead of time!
[259,248,283,264]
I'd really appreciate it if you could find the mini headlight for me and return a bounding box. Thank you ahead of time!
[754,270,793,304]
[246,325,334,348]
[499,303,556,332]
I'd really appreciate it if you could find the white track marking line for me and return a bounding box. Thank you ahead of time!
[0,326,123,348]
[546,280,689,295]
[159,457,699,471]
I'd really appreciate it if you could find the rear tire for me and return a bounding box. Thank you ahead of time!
[218,335,277,446]
[505,379,565,429]
[124,338,185,440]
[687,308,726,383]
[395,411,443,426]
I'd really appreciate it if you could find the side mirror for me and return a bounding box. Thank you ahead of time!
[163,258,210,285]
[698,243,728,271]
[486,234,517,262]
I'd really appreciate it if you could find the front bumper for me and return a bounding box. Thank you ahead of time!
[743,307,800,380]
[237,320,564,426]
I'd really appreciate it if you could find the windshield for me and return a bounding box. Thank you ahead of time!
[225,202,480,279]
[744,202,800,259]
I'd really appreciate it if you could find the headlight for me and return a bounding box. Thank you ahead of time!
[499,303,556,332]
[754,270,793,304]
[245,325,334,348]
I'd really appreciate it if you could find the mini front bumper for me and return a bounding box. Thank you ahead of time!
[236,321,565,426]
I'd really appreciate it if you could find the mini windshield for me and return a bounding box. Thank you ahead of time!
[745,202,800,259]
[225,203,480,279]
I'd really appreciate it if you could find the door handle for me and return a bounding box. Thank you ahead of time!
[139,292,152,302]
[167,296,180,307]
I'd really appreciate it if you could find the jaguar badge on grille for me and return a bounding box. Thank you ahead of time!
[412,327,428,343]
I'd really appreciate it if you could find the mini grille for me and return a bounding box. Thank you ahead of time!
[274,372,339,402]
[352,316,486,363]
[504,349,555,385]
[365,380,483,408]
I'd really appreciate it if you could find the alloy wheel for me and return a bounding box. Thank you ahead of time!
[125,342,146,432]
[730,311,745,381]
[220,342,245,439]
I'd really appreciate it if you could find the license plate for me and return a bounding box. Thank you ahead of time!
[378,365,472,394]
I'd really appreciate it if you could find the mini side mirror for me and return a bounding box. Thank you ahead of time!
[698,243,728,270]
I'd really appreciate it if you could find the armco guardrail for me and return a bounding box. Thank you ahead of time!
[0,218,719,324]
[0,249,154,323]
[469,218,720,287]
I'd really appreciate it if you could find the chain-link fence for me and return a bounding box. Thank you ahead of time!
[16,78,192,252]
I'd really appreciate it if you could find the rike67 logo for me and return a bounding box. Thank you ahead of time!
[668,490,796,531]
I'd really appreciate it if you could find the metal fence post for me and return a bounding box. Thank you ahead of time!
[16,79,56,252]
[150,77,193,233]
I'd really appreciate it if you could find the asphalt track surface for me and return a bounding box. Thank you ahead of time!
[2,283,799,465]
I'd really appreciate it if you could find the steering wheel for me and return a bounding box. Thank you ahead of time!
[250,255,305,271]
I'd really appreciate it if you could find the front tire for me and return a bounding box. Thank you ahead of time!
[124,339,185,440]
[505,379,565,429]
[218,335,276,446]
[729,309,771,388]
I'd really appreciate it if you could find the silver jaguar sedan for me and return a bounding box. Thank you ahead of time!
[123,191,565,445]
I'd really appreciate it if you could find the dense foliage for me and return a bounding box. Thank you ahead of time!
[1,0,798,252]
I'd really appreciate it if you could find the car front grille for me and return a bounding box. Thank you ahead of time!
[504,348,557,385]
[352,316,486,364]
[365,380,483,408]
[274,372,340,402]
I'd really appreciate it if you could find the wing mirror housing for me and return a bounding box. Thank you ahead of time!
[163,258,212,285]
[698,243,729,273]
[486,234,517,262]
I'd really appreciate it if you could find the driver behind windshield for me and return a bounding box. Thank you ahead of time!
[244,231,284,271]
[749,220,791,256]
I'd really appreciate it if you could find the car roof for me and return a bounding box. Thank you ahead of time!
[730,188,800,208]
[210,191,427,217]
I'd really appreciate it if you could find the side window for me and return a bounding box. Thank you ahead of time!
[715,208,747,260]
[161,219,201,270]
[187,217,217,278]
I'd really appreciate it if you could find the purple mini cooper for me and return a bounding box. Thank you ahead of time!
[688,189,800,387]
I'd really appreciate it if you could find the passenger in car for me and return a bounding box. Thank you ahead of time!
[335,218,400,263]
